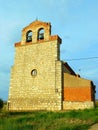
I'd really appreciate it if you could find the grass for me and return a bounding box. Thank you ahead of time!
[0,107,98,130]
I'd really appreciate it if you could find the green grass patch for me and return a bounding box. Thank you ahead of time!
[0,108,98,130]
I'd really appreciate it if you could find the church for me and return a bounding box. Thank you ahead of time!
[8,20,96,111]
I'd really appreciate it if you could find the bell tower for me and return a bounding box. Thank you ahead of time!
[8,20,62,111]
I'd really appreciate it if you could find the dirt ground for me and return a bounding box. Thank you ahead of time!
[89,124,98,130]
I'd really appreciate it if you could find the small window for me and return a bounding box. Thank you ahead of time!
[31,69,37,76]
[38,28,44,40]
[26,30,32,42]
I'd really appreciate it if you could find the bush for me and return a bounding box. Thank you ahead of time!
[0,98,3,109]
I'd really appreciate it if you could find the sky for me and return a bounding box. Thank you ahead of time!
[0,0,98,100]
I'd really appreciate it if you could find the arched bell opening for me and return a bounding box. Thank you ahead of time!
[37,28,44,40]
[26,30,33,42]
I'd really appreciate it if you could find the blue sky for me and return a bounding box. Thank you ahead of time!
[0,0,98,100]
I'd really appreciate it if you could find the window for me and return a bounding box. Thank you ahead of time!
[26,30,32,42]
[38,28,44,40]
[31,69,37,76]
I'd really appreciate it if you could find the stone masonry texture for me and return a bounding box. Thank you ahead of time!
[8,20,62,111]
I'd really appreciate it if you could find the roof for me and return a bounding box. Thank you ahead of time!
[22,20,51,31]
[63,62,76,76]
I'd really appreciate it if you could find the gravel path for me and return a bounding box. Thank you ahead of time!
[89,124,98,130]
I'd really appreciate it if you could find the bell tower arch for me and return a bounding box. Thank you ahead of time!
[21,20,51,45]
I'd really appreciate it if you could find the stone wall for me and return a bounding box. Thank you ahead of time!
[8,39,62,111]
[63,101,94,110]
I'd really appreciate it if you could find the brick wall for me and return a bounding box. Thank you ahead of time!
[64,87,91,101]
[63,73,95,110]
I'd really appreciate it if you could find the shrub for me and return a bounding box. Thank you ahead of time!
[0,98,3,109]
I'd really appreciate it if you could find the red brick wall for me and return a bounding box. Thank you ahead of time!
[63,87,92,101]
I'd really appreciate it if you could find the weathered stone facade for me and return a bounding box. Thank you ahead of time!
[8,20,96,111]
[8,20,62,111]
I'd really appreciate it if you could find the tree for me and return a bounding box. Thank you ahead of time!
[0,98,3,109]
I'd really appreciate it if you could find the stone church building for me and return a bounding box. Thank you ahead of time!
[8,20,96,111]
